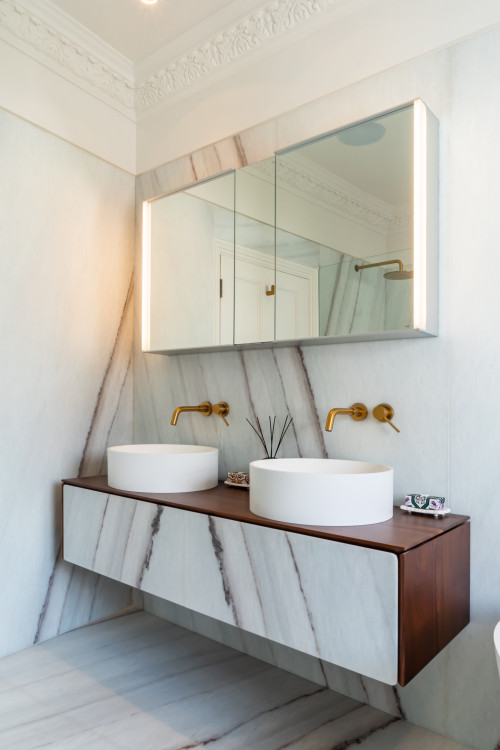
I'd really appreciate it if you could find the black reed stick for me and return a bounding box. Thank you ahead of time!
[273,415,293,457]
[269,416,276,459]
[246,418,270,458]
[255,416,268,457]
[247,415,293,458]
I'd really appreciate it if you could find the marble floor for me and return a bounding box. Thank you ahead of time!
[0,611,472,750]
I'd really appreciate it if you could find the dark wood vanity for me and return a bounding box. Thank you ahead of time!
[62,476,470,686]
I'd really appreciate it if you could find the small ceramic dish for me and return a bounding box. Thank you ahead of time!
[399,504,450,518]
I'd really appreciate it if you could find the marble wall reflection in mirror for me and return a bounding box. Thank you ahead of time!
[142,100,438,354]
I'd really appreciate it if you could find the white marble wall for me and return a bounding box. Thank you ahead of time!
[0,109,136,658]
[63,485,399,684]
[134,27,500,750]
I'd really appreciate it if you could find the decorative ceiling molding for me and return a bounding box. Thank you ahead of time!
[248,155,411,233]
[0,0,369,121]
[0,0,135,114]
[136,0,339,113]
[0,0,347,119]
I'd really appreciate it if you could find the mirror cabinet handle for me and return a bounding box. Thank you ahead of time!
[265,285,275,296]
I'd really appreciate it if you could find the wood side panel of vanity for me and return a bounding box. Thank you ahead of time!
[398,522,470,686]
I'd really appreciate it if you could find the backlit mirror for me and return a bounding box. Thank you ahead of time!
[234,157,276,344]
[275,105,414,340]
[143,100,437,354]
[143,171,235,351]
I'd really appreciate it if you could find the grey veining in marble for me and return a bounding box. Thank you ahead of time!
[0,108,136,659]
[0,611,474,750]
[63,485,399,684]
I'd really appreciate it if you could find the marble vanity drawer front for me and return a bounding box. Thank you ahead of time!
[63,485,399,684]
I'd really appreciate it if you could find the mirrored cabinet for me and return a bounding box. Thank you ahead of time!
[142,99,438,354]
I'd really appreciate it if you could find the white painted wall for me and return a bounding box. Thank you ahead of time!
[0,40,136,174]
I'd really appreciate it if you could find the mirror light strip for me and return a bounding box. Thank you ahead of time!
[142,200,151,351]
[413,99,427,329]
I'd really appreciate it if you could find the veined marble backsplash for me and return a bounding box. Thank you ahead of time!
[0,109,136,658]
[134,31,500,750]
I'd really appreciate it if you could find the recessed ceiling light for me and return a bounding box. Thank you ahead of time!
[141,0,158,4]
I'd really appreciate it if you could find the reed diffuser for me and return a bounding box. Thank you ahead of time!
[246,415,293,459]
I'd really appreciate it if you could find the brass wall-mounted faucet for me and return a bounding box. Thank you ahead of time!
[170,401,230,426]
[325,403,367,431]
[373,403,400,433]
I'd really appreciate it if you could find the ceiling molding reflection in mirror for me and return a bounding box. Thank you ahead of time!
[273,154,411,233]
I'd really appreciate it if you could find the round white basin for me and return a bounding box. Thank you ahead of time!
[107,444,218,493]
[249,458,393,526]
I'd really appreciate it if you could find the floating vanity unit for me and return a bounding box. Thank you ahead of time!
[61,477,469,687]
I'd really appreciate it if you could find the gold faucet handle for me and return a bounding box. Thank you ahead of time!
[373,404,400,433]
[213,402,230,426]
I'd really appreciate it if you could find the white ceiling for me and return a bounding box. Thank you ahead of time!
[49,0,262,64]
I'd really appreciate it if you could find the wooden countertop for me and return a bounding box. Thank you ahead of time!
[62,475,469,555]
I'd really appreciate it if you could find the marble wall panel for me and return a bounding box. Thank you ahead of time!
[63,486,399,685]
[133,30,500,750]
[0,109,136,658]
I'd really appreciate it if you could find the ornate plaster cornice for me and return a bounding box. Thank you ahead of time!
[0,0,346,117]
[136,0,338,113]
[0,0,135,113]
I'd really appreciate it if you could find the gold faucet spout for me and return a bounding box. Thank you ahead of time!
[171,401,212,425]
[325,408,353,431]
[325,403,367,431]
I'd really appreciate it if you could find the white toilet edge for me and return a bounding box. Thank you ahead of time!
[494,622,500,677]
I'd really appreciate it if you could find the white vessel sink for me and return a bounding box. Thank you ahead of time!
[107,444,218,493]
[249,458,393,526]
